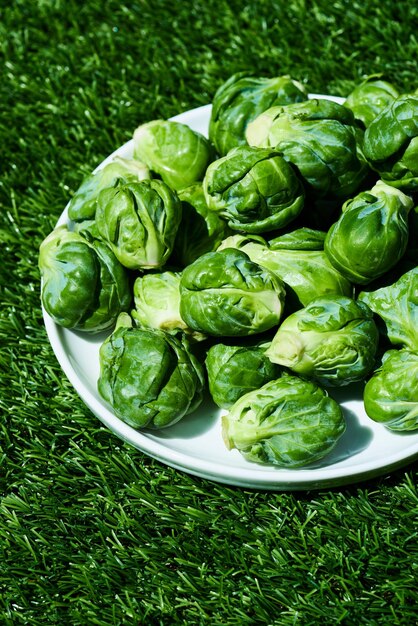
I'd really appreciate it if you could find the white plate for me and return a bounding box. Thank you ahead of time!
[42,95,418,490]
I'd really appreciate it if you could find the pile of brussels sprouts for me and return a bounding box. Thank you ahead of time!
[39,73,418,469]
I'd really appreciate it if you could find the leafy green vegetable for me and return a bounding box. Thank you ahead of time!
[39,225,131,333]
[40,72,418,467]
[179,248,285,337]
[132,270,206,341]
[265,295,379,386]
[268,227,327,250]
[173,183,231,267]
[222,374,346,467]
[363,94,418,191]
[358,268,418,351]
[203,145,304,233]
[205,341,281,409]
[95,180,181,270]
[98,313,205,429]
[246,98,369,204]
[209,72,307,156]
[344,75,399,128]
[67,156,150,222]
[364,349,418,431]
[218,232,352,309]
[324,180,413,284]
[133,119,214,190]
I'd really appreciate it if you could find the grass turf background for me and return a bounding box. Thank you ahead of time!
[1,0,418,624]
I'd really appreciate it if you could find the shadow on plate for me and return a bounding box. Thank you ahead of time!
[308,405,375,469]
[147,394,221,440]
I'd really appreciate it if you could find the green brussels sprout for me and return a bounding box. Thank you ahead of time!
[205,341,282,409]
[132,120,214,191]
[95,180,182,270]
[203,145,305,233]
[344,76,399,128]
[363,95,418,191]
[358,268,418,351]
[218,232,352,309]
[98,313,205,429]
[173,183,231,267]
[363,349,418,431]
[39,225,131,333]
[209,72,307,156]
[324,181,413,285]
[222,374,346,467]
[131,270,206,341]
[68,156,150,222]
[265,295,379,386]
[246,98,369,203]
[179,248,286,337]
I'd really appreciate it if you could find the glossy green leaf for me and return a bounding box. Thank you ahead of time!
[95,180,181,270]
[209,72,307,156]
[358,268,418,351]
[344,76,399,128]
[98,315,205,430]
[132,270,206,341]
[363,95,418,191]
[173,183,231,267]
[205,341,281,409]
[266,295,379,386]
[218,232,352,309]
[179,248,285,337]
[67,156,150,222]
[133,120,214,190]
[39,225,131,332]
[324,180,413,284]
[364,349,418,431]
[203,145,304,233]
[222,375,346,467]
[246,98,370,203]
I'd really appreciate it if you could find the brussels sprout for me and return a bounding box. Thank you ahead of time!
[179,248,285,337]
[363,349,418,431]
[205,341,281,409]
[95,180,182,270]
[324,181,413,285]
[98,313,205,429]
[68,156,150,222]
[363,95,418,191]
[209,72,307,156]
[133,120,214,191]
[203,145,304,233]
[173,183,231,267]
[246,98,369,203]
[265,295,379,386]
[358,268,418,351]
[131,270,206,341]
[344,76,399,128]
[132,270,183,332]
[39,225,131,332]
[222,375,346,467]
[218,232,352,309]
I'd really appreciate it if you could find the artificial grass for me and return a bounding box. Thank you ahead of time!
[1,0,418,624]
